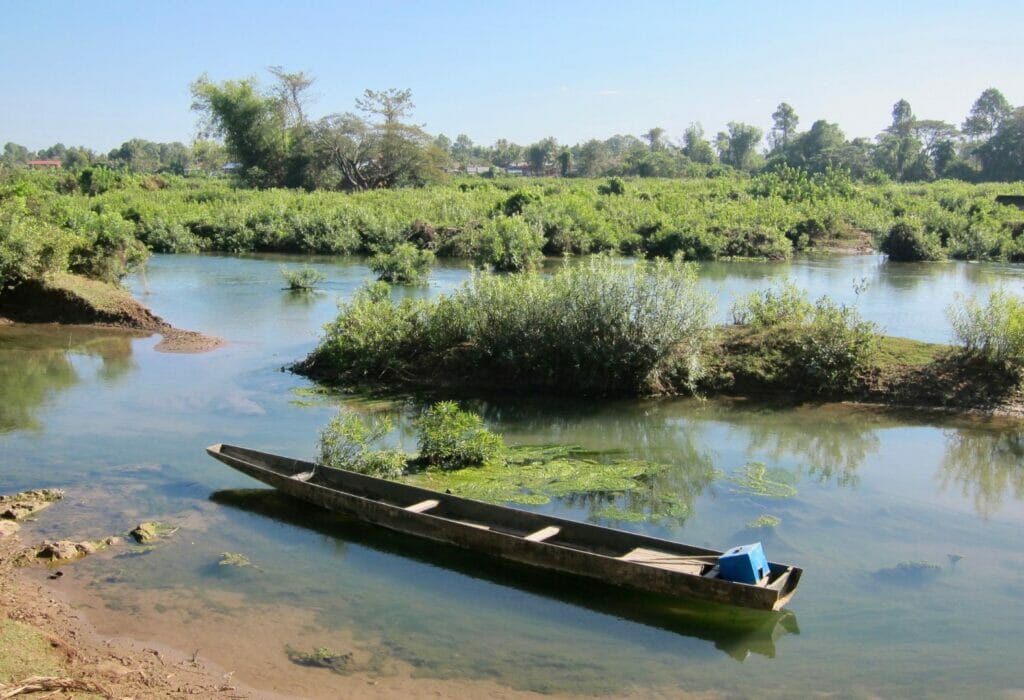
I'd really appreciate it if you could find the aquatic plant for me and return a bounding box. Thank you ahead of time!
[730,462,798,498]
[413,401,505,470]
[318,409,409,478]
[746,514,782,529]
[218,552,252,567]
[284,645,353,674]
[367,242,434,284]
[280,263,326,290]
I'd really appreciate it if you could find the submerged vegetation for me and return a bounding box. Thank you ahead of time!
[315,403,707,523]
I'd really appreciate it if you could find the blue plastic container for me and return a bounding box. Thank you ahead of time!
[718,542,771,584]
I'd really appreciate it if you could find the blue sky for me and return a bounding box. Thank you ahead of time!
[3,0,1023,152]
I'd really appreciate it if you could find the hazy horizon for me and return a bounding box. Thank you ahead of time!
[3,0,1023,152]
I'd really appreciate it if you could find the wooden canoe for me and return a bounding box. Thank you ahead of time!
[206,443,802,611]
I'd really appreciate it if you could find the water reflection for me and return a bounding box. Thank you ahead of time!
[0,327,139,432]
[210,488,799,662]
[940,426,1024,517]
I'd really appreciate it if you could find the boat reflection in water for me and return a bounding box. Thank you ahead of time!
[210,488,800,662]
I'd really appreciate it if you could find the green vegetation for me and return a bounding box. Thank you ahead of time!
[367,242,433,283]
[729,284,879,394]
[314,404,704,523]
[280,264,326,290]
[317,409,409,478]
[746,514,782,529]
[305,257,713,396]
[730,462,798,498]
[413,401,505,470]
[284,645,353,674]
[947,289,1024,365]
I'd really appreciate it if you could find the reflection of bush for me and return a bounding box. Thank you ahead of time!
[0,329,136,432]
[940,428,1024,518]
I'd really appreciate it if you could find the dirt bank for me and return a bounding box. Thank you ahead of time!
[0,273,223,354]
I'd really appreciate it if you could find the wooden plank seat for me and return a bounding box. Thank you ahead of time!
[619,547,712,576]
[523,525,561,542]
[405,499,440,513]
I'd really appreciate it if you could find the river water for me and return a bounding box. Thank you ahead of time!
[2,253,1023,698]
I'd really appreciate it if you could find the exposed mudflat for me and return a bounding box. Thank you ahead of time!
[0,273,223,354]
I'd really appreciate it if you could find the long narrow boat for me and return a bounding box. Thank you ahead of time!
[206,444,802,611]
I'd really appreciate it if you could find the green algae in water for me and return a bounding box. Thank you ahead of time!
[404,445,693,522]
[746,514,781,529]
[730,462,798,498]
[218,551,252,567]
[285,645,353,675]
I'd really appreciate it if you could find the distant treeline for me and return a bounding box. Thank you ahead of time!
[2,69,1021,186]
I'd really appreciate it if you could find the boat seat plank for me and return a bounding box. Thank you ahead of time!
[620,547,707,575]
[405,499,441,513]
[523,526,561,542]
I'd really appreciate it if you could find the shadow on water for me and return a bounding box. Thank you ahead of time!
[0,326,140,432]
[210,488,799,662]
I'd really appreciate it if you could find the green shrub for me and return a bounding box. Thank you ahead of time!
[367,243,434,284]
[414,401,505,470]
[280,264,326,290]
[474,216,544,272]
[305,257,714,396]
[786,298,878,393]
[881,219,943,261]
[314,282,430,380]
[597,177,626,195]
[731,282,814,326]
[318,409,408,478]
[947,290,1024,365]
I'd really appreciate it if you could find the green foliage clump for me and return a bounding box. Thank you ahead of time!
[597,177,626,195]
[731,282,814,326]
[308,257,714,396]
[947,289,1024,365]
[313,282,430,381]
[731,284,879,393]
[280,264,326,290]
[881,219,943,261]
[318,409,409,478]
[474,216,544,272]
[788,297,879,393]
[413,401,505,470]
[368,242,434,284]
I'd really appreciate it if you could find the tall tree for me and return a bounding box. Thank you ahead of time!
[268,66,315,127]
[526,137,558,175]
[643,127,667,151]
[962,88,1013,140]
[190,75,291,187]
[717,122,763,170]
[978,107,1024,181]
[681,123,716,164]
[769,102,799,151]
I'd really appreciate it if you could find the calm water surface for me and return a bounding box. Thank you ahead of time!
[2,254,1023,697]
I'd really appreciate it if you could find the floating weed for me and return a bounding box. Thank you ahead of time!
[730,462,798,498]
[218,552,252,567]
[746,514,781,529]
[404,445,680,520]
[874,560,943,586]
[285,645,353,675]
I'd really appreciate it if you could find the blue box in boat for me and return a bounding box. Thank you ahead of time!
[719,542,770,584]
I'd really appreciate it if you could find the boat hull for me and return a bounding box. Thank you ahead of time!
[207,443,801,611]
